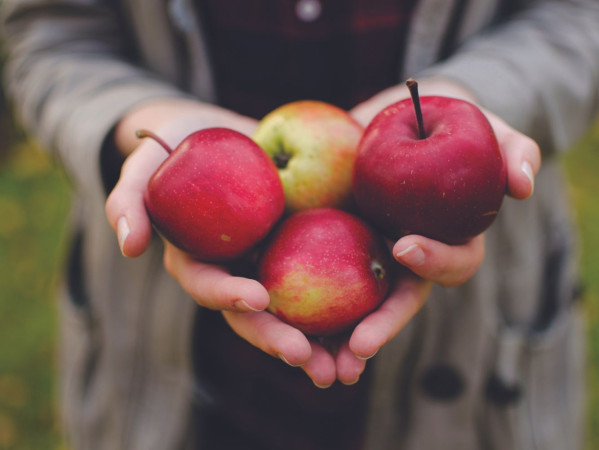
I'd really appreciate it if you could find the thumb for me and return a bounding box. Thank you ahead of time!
[105,141,168,257]
[482,111,541,200]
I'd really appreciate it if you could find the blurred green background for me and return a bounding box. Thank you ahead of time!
[0,86,71,448]
[0,71,598,450]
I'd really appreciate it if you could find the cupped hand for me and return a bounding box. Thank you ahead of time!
[219,233,482,388]
[334,76,542,383]
[351,76,540,279]
[103,98,318,380]
[333,236,484,386]
[221,267,429,388]
[105,97,258,257]
[104,98,270,310]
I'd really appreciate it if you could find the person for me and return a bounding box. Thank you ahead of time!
[2,0,598,448]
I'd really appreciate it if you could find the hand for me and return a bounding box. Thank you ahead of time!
[352,76,540,279]
[330,76,541,384]
[104,98,314,380]
[220,259,440,388]
[105,98,270,312]
[105,97,258,257]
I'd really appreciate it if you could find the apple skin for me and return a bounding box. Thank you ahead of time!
[353,96,507,244]
[253,100,364,214]
[258,208,392,337]
[145,127,285,262]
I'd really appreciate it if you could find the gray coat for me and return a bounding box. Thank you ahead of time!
[2,0,599,449]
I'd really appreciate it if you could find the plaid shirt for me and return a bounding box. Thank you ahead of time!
[194,1,416,449]
[199,0,417,119]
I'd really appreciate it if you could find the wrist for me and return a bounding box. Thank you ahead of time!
[113,98,258,157]
[414,76,479,104]
[113,98,195,156]
[351,76,479,127]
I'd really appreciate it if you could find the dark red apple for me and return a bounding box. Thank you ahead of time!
[141,128,285,262]
[353,79,507,244]
[258,208,392,337]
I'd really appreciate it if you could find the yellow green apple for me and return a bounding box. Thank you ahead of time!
[253,101,363,214]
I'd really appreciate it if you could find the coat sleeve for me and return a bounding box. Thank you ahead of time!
[1,0,190,194]
[421,0,599,156]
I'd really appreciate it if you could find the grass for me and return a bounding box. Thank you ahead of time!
[0,116,597,449]
[0,139,71,449]
[561,117,599,449]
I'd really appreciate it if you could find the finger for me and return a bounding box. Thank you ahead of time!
[349,277,432,359]
[163,243,270,312]
[301,342,338,388]
[105,142,168,257]
[485,113,541,200]
[222,310,312,368]
[393,234,485,287]
[502,131,540,200]
[335,341,367,386]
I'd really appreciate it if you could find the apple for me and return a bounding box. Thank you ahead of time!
[140,127,285,262]
[253,100,364,214]
[353,79,507,244]
[258,208,392,337]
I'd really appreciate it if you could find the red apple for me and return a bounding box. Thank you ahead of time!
[353,79,507,244]
[253,101,364,213]
[141,128,285,262]
[258,208,392,337]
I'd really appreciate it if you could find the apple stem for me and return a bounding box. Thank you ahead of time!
[406,78,426,140]
[274,152,291,169]
[135,129,174,154]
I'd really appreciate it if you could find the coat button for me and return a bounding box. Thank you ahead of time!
[420,363,465,401]
[485,373,522,407]
[295,0,322,22]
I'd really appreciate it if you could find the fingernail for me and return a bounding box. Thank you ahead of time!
[278,353,303,368]
[395,244,425,266]
[341,377,360,386]
[521,161,534,195]
[117,217,130,257]
[233,299,262,312]
[356,349,378,361]
[314,381,333,389]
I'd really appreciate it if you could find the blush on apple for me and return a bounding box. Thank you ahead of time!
[253,100,364,214]
[258,208,392,337]
[353,79,507,244]
[141,127,285,262]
